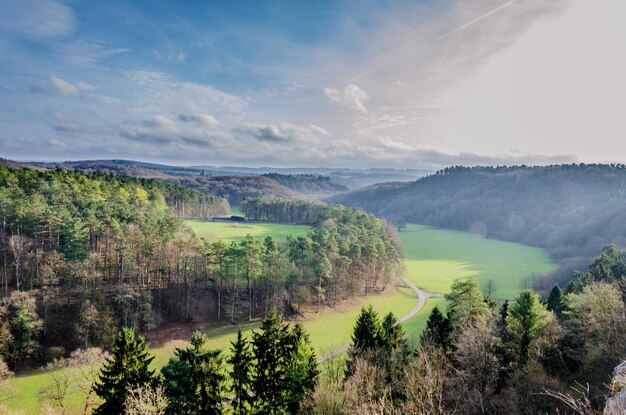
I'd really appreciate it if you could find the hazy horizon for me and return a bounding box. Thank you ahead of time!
[1,0,625,169]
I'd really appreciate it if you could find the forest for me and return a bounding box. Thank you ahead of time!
[0,165,400,377]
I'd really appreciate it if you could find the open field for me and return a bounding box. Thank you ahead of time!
[185,219,310,243]
[2,223,555,414]
[400,223,557,300]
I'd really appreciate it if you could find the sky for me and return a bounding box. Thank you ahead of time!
[0,0,625,169]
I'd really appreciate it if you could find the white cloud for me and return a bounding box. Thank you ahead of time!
[125,70,247,124]
[50,75,85,97]
[324,84,369,113]
[178,113,220,128]
[176,52,186,61]
[239,123,328,143]
[0,0,76,39]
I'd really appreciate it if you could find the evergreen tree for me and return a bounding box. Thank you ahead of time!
[251,308,291,414]
[445,277,491,329]
[546,284,565,317]
[420,306,452,349]
[380,312,404,351]
[284,323,319,414]
[228,330,253,415]
[351,305,381,352]
[93,328,155,415]
[506,290,550,366]
[162,330,225,415]
[250,308,318,415]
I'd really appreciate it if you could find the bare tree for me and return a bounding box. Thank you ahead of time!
[39,371,71,415]
[9,234,29,291]
[124,385,168,415]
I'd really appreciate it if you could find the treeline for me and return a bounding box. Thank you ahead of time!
[307,244,626,414]
[262,173,347,194]
[0,165,400,373]
[331,164,626,281]
[90,310,317,415]
[240,198,326,224]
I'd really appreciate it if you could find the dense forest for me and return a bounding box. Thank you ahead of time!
[65,244,625,414]
[0,165,399,375]
[332,164,626,280]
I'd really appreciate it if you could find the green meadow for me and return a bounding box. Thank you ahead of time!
[400,223,557,300]
[185,219,310,243]
[2,222,555,414]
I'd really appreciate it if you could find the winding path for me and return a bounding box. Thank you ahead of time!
[318,272,440,362]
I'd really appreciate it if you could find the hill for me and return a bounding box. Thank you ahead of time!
[331,164,626,276]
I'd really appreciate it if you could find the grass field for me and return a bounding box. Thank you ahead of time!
[2,222,556,414]
[400,224,557,300]
[185,219,310,243]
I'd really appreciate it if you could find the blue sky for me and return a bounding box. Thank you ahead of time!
[1,0,624,168]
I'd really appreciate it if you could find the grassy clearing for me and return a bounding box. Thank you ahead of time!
[185,219,310,243]
[400,223,557,300]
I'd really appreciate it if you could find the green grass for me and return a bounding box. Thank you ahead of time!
[185,219,310,243]
[400,224,557,300]
[3,222,556,414]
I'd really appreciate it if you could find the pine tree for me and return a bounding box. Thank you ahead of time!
[506,290,550,366]
[380,312,404,351]
[546,284,564,317]
[228,330,253,415]
[445,277,491,329]
[251,308,290,414]
[162,330,225,415]
[93,328,155,415]
[351,305,381,352]
[420,306,452,349]
[284,323,318,414]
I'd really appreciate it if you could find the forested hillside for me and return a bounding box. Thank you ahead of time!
[10,159,342,205]
[262,173,348,195]
[332,164,626,272]
[0,165,399,375]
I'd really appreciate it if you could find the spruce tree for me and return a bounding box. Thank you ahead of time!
[228,330,253,415]
[351,305,381,352]
[162,330,225,415]
[380,312,404,351]
[420,306,452,349]
[93,327,155,415]
[546,284,564,317]
[284,323,319,414]
[251,307,291,414]
[506,290,550,366]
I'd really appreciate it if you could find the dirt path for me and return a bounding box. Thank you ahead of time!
[318,272,440,362]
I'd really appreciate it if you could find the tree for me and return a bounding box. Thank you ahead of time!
[420,306,452,350]
[228,330,253,415]
[452,319,502,413]
[506,290,551,366]
[350,305,380,354]
[162,331,226,415]
[445,277,490,329]
[93,328,155,415]
[125,385,168,415]
[566,282,626,365]
[250,308,318,414]
[284,324,319,414]
[546,284,565,317]
[380,312,403,351]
